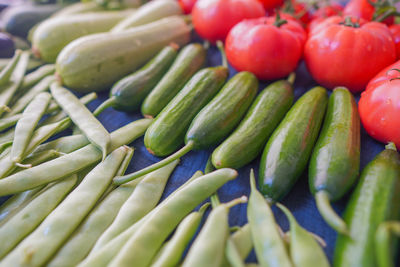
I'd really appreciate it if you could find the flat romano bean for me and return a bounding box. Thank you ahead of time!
[7,75,55,117]
[0,50,21,86]
[19,64,55,92]
[31,134,89,156]
[0,118,151,196]
[12,149,62,173]
[109,169,239,267]
[375,221,400,267]
[230,224,253,260]
[277,203,330,267]
[0,146,10,159]
[50,83,111,160]
[0,51,30,117]
[11,92,51,163]
[80,169,228,267]
[0,147,128,267]
[0,114,22,132]
[0,127,15,144]
[0,186,43,225]
[47,148,136,267]
[152,203,209,267]
[0,175,77,259]
[0,141,12,154]
[248,170,292,267]
[182,197,247,267]
[95,159,179,249]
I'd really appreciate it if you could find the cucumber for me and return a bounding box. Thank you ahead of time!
[186,71,258,150]
[333,144,400,267]
[56,16,191,93]
[32,10,133,63]
[212,78,294,169]
[2,4,63,38]
[111,0,182,32]
[309,87,360,235]
[259,86,328,202]
[141,43,207,118]
[144,66,228,157]
[93,45,178,113]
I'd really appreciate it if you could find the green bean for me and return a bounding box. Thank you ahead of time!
[40,92,98,126]
[0,51,30,117]
[0,141,12,154]
[0,114,22,132]
[152,203,209,267]
[0,118,151,196]
[0,127,15,144]
[80,169,232,267]
[12,150,62,173]
[19,64,55,93]
[248,170,292,267]
[0,117,70,178]
[95,159,179,249]
[230,224,253,260]
[277,203,329,267]
[0,187,43,225]
[11,92,51,163]
[7,75,55,117]
[0,50,22,86]
[0,57,43,72]
[182,197,247,267]
[50,82,111,160]
[0,175,77,259]
[0,146,10,159]
[47,148,136,267]
[31,134,89,156]
[375,221,400,267]
[0,146,128,267]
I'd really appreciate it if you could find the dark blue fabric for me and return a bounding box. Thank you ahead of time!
[0,42,388,264]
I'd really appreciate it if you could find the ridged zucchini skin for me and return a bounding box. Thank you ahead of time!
[259,86,328,202]
[144,67,228,157]
[212,79,294,169]
[56,16,190,93]
[109,45,177,111]
[309,87,360,201]
[32,11,132,63]
[186,71,258,150]
[141,43,207,117]
[333,146,400,267]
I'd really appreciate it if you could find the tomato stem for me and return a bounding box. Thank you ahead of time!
[339,17,360,28]
[386,142,397,151]
[274,11,288,27]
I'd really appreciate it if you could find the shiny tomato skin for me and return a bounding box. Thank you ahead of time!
[179,0,197,14]
[225,17,306,80]
[359,61,400,147]
[344,0,394,25]
[389,24,400,59]
[257,0,283,11]
[192,0,265,43]
[305,16,396,92]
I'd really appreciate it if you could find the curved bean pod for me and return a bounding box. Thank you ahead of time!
[0,50,21,86]
[375,221,400,267]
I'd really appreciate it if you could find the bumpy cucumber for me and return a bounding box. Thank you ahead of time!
[141,43,206,117]
[186,71,258,150]
[333,144,400,267]
[94,45,177,113]
[259,86,328,202]
[32,11,132,63]
[111,0,182,32]
[144,66,228,156]
[56,16,190,93]
[309,87,360,234]
[212,79,294,169]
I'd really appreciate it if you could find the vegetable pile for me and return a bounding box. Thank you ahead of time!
[0,0,399,266]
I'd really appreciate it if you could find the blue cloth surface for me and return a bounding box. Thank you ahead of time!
[0,43,389,264]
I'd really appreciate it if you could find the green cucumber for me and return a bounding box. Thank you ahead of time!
[186,71,258,150]
[309,87,360,235]
[141,43,207,118]
[333,144,400,267]
[211,78,294,169]
[259,86,328,202]
[32,10,133,63]
[111,0,182,32]
[144,66,228,157]
[93,45,177,114]
[56,16,190,93]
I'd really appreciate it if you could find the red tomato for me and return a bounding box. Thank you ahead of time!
[291,0,312,24]
[359,60,400,147]
[389,24,400,59]
[308,2,344,32]
[304,16,396,92]
[257,0,283,11]
[192,0,265,43]
[343,0,394,25]
[179,0,197,14]
[225,16,306,80]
